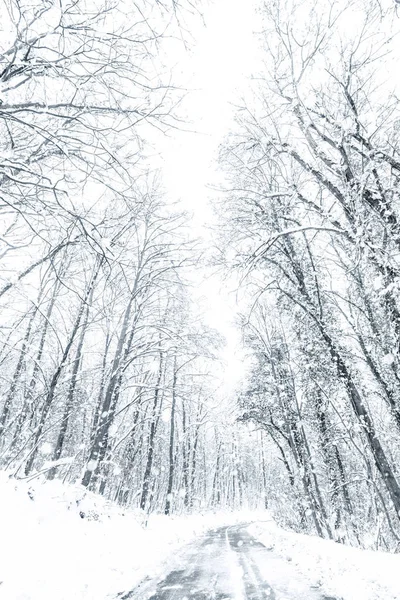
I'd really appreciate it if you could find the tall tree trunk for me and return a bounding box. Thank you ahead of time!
[9,277,62,455]
[189,402,202,508]
[47,268,97,480]
[24,259,101,475]
[321,324,400,522]
[139,348,164,510]
[314,389,342,530]
[181,401,190,508]
[260,432,269,509]
[0,305,38,438]
[284,238,400,524]
[211,440,222,507]
[90,330,111,447]
[165,356,177,515]
[81,292,135,489]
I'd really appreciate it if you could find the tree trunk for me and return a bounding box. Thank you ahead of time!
[0,306,38,438]
[181,401,190,508]
[139,348,164,510]
[317,318,400,521]
[165,356,177,515]
[47,267,97,480]
[81,292,135,489]
[14,268,63,443]
[24,259,101,475]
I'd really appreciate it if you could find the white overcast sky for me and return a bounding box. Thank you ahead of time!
[162,0,259,220]
[159,0,261,393]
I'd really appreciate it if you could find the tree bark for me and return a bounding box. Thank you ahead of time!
[139,348,164,511]
[165,356,177,515]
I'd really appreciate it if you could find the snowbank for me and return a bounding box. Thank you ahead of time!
[0,471,263,600]
[249,520,400,600]
[2,470,399,600]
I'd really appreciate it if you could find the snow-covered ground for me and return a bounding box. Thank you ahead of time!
[249,521,400,600]
[1,470,399,600]
[0,472,263,600]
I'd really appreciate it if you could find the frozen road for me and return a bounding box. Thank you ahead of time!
[121,524,337,600]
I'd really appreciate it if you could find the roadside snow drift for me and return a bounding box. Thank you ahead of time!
[249,521,400,600]
[1,471,400,600]
[0,472,262,600]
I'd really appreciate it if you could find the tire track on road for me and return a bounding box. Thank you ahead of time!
[120,523,339,600]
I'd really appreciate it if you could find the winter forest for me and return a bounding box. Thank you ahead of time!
[2,0,400,582]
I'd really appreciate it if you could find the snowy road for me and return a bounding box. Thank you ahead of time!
[121,524,338,600]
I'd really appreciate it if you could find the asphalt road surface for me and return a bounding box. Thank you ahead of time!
[120,524,338,600]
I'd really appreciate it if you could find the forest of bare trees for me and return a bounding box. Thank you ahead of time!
[0,0,266,517]
[218,0,400,550]
[1,0,400,554]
